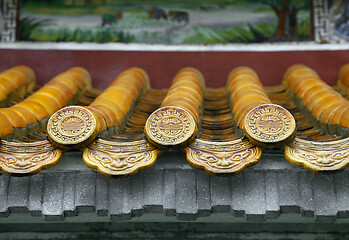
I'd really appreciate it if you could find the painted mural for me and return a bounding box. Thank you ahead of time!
[18,0,312,44]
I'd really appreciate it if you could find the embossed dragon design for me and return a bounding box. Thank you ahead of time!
[285,137,349,172]
[0,140,62,175]
[83,139,159,177]
[185,138,262,175]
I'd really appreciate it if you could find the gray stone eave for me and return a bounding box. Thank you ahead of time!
[0,150,348,223]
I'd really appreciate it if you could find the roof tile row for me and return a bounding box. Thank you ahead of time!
[0,64,347,176]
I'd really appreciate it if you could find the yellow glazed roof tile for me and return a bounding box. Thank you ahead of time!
[0,64,348,176]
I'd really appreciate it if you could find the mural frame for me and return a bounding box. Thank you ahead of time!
[0,0,347,44]
[313,0,349,43]
[0,0,19,42]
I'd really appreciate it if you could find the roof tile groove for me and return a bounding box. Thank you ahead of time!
[0,67,91,140]
[145,67,204,149]
[0,66,36,107]
[283,64,349,137]
[227,67,296,148]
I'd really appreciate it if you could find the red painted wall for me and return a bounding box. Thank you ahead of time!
[1,49,348,89]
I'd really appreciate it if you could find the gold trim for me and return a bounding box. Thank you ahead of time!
[144,106,197,149]
[244,104,296,148]
[47,106,98,149]
[0,140,63,176]
[83,138,160,178]
[285,137,349,173]
[185,138,262,175]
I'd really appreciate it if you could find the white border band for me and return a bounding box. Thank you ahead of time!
[1,42,349,52]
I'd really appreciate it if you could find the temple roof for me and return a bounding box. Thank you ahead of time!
[0,61,348,223]
[0,63,348,177]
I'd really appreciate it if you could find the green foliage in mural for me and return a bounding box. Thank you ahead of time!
[183,23,276,44]
[248,0,310,40]
[18,17,51,41]
[297,19,311,41]
[19,16,135,43]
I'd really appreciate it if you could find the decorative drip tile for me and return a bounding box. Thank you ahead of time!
[0,140,62,176]
[185,138,262,175]
[285,137,349,173]
[83,138,160,178]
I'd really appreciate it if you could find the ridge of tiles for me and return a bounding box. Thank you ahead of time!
[0,64,348,177]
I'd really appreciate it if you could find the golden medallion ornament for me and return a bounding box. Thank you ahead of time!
[244,104,296,148]
[47,106,98,149]
[145,106,197,148]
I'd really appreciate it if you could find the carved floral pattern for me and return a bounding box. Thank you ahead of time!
[285,137,349,172]
[185,138,262,175]
[83,138,159,177]
[0,140,63,175]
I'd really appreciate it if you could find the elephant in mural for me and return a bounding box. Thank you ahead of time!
[148,7,167,21]
[168,11,189,24]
